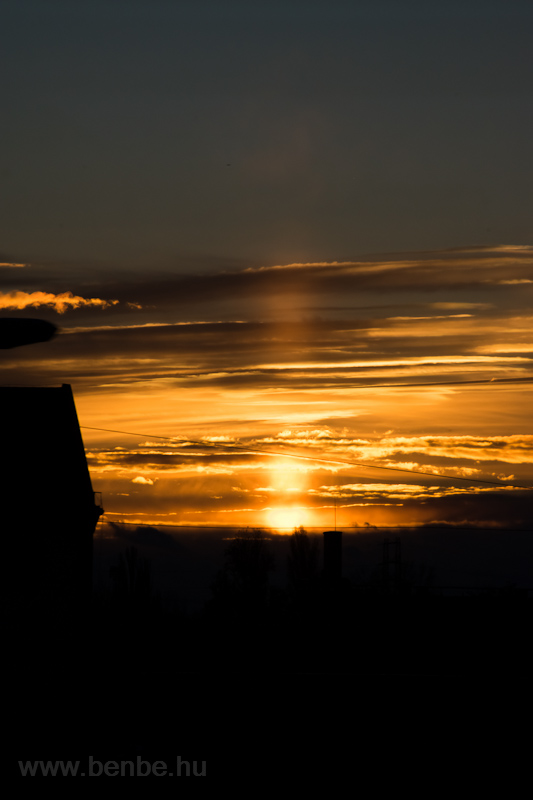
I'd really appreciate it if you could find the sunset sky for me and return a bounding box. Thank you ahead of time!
[2,1,533,531]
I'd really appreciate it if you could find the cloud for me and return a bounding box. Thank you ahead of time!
[312,482,518,501]
[0,290,119,314]
[496,279,533,285]
[256,429,533,466]
[8,245,520,320]
[0,262,27,268]
[1,242,532,536]
[86,429,533,503]
[430,302,493,310]
[2,246,532,322]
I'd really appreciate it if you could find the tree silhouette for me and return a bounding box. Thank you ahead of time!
[210,528,275,619]
[287,526,319,607]
[109,545,153,614]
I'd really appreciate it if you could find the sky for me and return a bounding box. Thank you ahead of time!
[1,1,533,532]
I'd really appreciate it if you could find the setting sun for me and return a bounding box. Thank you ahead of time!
[265,506,310,531]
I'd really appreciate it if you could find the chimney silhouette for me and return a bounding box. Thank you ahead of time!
[323,530,342,589]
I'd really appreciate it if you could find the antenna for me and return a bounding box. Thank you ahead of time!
[334,498,337,531]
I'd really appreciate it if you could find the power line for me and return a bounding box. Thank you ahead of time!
[80,425,531,490]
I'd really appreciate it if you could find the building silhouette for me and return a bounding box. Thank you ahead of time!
[1,383,103,623]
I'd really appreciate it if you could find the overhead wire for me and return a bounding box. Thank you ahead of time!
[80,425,532,490]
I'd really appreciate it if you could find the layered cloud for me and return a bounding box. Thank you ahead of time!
[81,424,533,529]
[84,431,533,484]
[2,245,532,320]
[2,244,533,528]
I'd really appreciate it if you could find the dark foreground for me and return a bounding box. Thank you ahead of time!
[5,586,532,779]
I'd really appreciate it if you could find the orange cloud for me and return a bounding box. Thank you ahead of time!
[0,290,119,313]
[497,279,533,285]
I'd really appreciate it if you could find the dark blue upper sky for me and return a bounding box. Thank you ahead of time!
[2,0,532,269]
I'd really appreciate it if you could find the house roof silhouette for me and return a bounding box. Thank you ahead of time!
[1,383,103,621]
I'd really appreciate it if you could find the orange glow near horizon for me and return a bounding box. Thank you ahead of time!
[76,376,533,531]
